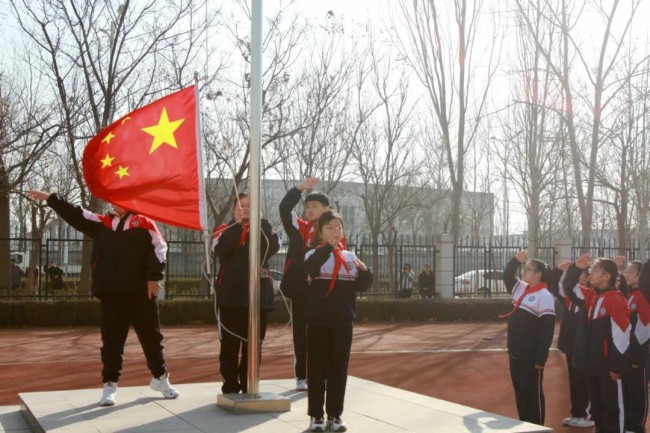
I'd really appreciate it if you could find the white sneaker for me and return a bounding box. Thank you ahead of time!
[296,379,308,391]
[99,381,117,406]
[562,417,576,425]
[309,417,326,432]
[328,416,347,432]
[569,417,595,428]
[149,372,179,399]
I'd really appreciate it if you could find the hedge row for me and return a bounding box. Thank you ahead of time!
[0,298,563,327]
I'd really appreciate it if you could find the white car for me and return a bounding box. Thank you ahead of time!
[454,269,506,295]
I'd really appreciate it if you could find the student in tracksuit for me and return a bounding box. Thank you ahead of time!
[279,177,341,391]
[567,255,630,433]
[212,192,280,394]
[502,250,555,425]
[26,190,178,407]
[555,262,595,428]
[623,259,650,433]
[303,211,372,433]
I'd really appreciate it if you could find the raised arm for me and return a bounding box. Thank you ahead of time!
[212,223,245,261]
[279,177,320,236]
[503,250,526,294]
[27,191,102,238]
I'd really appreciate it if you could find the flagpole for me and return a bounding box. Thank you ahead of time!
[216,0,289,412]
[246,0,263,398]
[193,75,213,298]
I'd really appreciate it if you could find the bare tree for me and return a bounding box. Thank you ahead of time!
[352,44,423,286]
[204,1,316,228]
[392,0,500,240]
[0,72,60,291]
[11,0,213,292]
[515,0,642,246]
[502,0,567,255]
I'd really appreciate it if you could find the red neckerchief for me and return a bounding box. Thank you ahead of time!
[500,282,548,318]
[326,243,350,297]
[238,223,249,247]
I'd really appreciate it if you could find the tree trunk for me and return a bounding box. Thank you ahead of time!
[0,164,11,292]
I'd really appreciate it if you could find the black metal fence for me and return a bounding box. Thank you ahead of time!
[5,235,647,300]
[2,236,437,300]
[453,245,556,298]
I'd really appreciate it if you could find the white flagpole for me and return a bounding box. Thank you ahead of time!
[247,0,263,397]
[193,75,213,295]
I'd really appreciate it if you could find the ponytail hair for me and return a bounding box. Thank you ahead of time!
[594,258,619,287]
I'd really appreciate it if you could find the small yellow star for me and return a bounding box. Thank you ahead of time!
[102,131,116,145]
[142,107,185,154]
[115,166,129,179]
[100,154,115,168]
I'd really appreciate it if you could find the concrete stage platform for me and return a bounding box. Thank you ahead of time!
[16,377,551,433]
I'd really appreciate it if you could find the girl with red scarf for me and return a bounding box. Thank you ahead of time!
[303,211,372,432]
[502,250,556,426]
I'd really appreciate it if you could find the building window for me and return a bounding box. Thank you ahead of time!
[340,205,355,227]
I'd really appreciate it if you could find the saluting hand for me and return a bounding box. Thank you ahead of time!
[575,254,591,270]
[297,177,320,191]
[515,250,527,263]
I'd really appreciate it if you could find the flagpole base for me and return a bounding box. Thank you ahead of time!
[216,392,291,414]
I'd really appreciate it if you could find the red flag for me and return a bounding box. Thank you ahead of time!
[82,86,206,230]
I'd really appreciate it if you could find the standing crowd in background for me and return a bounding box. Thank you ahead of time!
[502,249,650,433]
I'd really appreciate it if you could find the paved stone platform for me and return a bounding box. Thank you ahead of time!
[15,377,551,433]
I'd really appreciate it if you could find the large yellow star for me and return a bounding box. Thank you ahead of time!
[141,107,185,154]
[102,131,116,145]
[115,166,129,179]
[100,154,115,168]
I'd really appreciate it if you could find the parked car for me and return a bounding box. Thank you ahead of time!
[454,269,506,296]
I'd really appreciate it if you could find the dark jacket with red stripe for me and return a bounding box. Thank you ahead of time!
[628,259,650,367]
[303,243,372,327]
[46,193,166,299]
[503,257,556,366]
[278,187,315,300]
[564,265,631,376]
[212,219,280,310]
[549,267,585,355]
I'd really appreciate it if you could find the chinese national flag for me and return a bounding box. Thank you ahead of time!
[82,86,206,230]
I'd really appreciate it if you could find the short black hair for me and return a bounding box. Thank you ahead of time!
[232,192,248,208]
[305,191,329,207]
[317,210,343,231]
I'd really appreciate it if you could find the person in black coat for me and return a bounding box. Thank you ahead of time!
[303,210,372,432]
[550,261,594,428]
[212,192,280,394]
[279,177,334,391]
[418,264,435,299]
[501,250,555,426]
[26,190,178,407]
[45,261,64,291]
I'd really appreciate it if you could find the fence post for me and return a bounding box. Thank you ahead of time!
[555,237,571,265]
[435,234,454,299]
